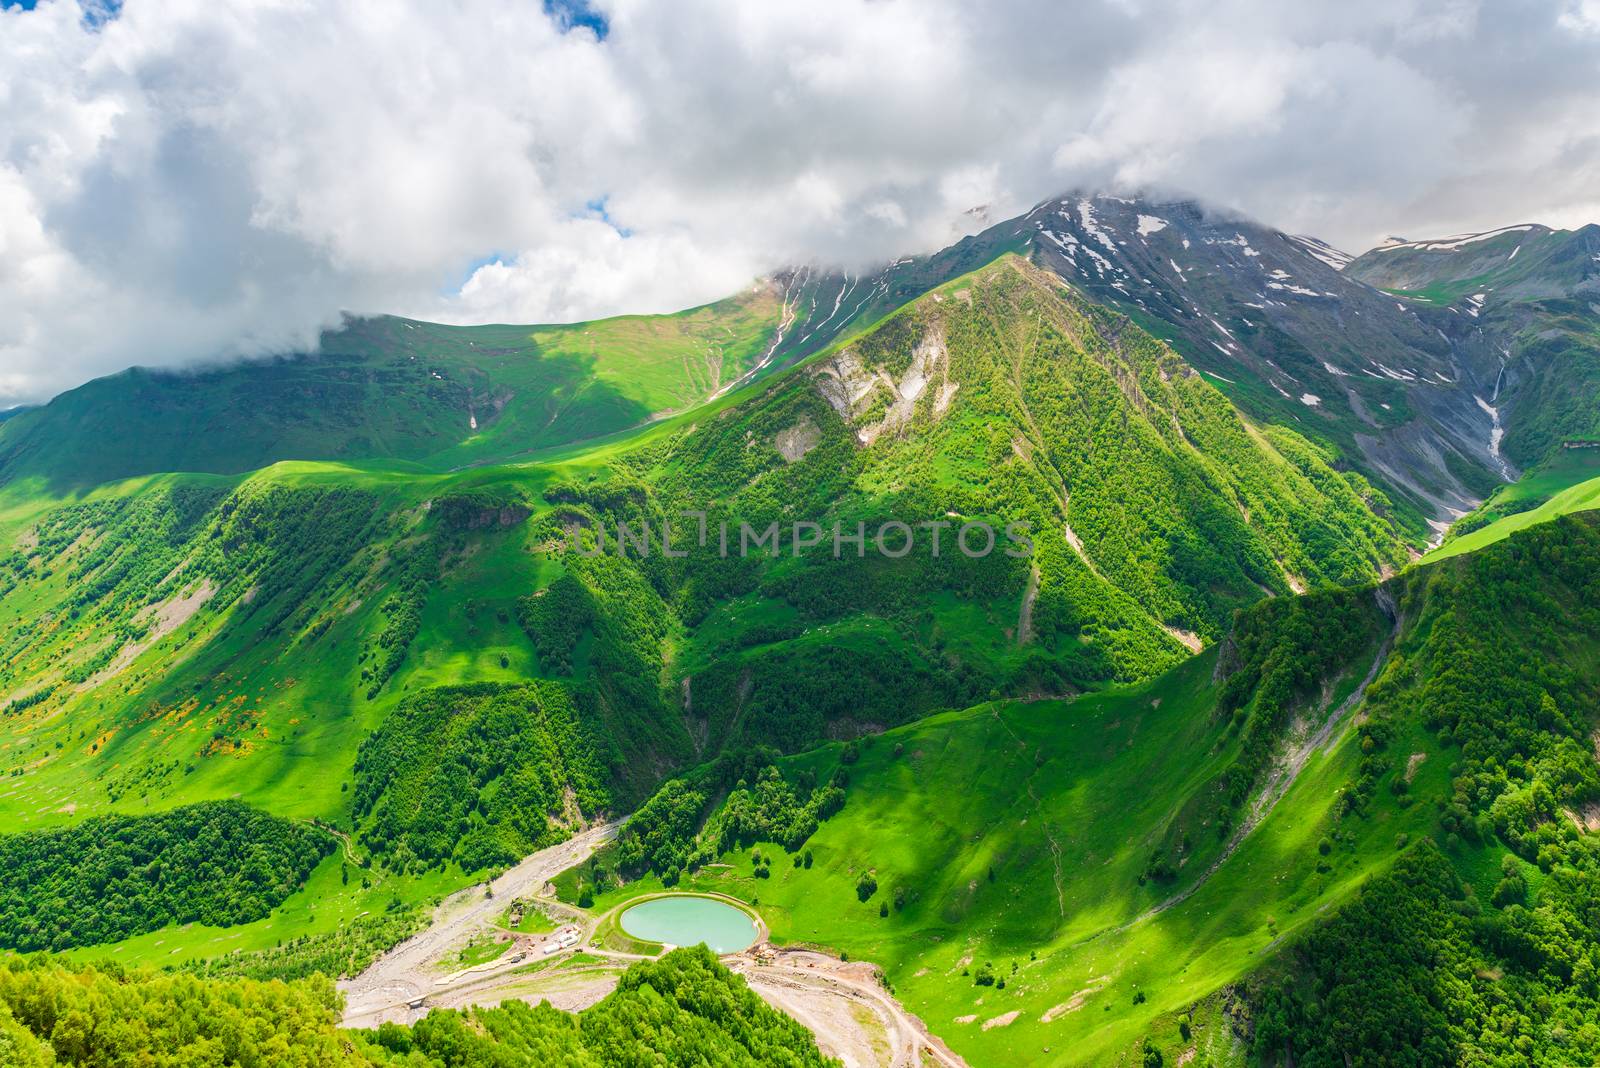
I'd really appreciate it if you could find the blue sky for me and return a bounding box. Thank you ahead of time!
[3,0,121,26]
[545,0,607,38]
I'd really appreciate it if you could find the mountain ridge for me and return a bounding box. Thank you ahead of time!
[14,191,1586,542]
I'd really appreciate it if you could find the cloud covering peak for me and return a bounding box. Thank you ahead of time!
[4,0,1600,404]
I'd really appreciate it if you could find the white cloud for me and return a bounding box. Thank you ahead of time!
[452,221,755,325]
[2,0,1599,405]
[1560,0,1600,32]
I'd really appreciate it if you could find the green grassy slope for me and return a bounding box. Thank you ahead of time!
[562,512,1600,1065]
[563,596,1420,1064]
[0,291,784,492]
[0,462,598,968]
[1426,448,1600,563]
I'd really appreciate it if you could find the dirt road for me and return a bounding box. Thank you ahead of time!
[339,820,621,1029]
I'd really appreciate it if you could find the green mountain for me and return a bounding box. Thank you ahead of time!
[0,255,1406,862]
[1,195,1599,1066]
[944,195,1523,534]
[0,294,786,491]
[0,232,1024,496]
[1345,224,1600,303]
[576,511,1600,1065]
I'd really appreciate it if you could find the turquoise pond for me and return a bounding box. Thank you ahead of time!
[618,896,757,953]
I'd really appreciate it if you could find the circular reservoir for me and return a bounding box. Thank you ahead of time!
[619,895,758,954]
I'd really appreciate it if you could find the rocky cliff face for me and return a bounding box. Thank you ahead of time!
[1012,194,1515,528]
[774,194,1533,538]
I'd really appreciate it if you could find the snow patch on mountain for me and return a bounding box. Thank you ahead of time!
[1077,200,1119,253]
[1288,234,1354,270]
[1376,224,1537,253]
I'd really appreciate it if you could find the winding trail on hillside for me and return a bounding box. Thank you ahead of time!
[1015,563,1039,645]
[301,820,362,866]
[1090,585,1401,941]
[990,707,1066,918]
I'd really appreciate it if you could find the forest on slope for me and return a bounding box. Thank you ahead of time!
[0,802,330,953]
[1239,509,1600,1066]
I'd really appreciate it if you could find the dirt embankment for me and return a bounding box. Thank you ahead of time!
[85,578,217,689]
